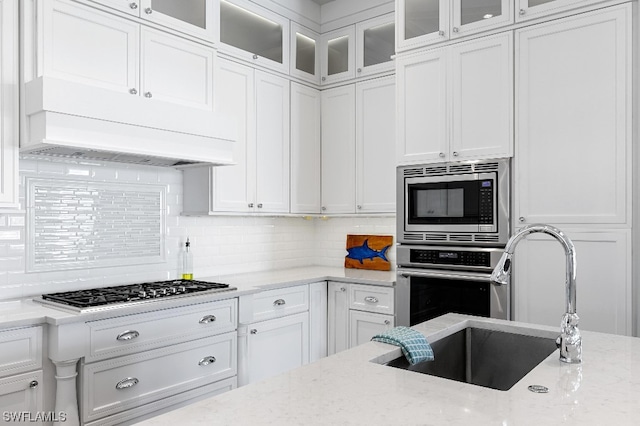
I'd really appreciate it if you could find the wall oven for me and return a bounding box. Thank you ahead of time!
[397,159,510,246]
[395,245,510,326]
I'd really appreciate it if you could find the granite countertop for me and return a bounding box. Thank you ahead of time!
[0,266,396,328]
[136,313,640,426]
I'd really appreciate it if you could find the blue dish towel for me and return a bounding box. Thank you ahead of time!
[371,326,434,365]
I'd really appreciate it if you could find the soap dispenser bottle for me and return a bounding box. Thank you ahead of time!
[182,238,193,280]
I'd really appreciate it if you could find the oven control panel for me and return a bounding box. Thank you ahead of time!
[409,249,491,267]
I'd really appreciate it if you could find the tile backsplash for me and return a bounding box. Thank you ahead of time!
[0,158,396,300]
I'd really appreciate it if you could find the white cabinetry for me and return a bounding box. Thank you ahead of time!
[0,326,44,416]
[320,26,356,85]
[321,76,396,214]
[516,0,608,22]
[327,282,394,356]
[183,58,290,214]
[291,22,320,85]
[514,5,630,227]
[396,32,513,165]
[291,82,321,214]
[0,0,18,209]
[396,0,513,52]
[87,0,216,42]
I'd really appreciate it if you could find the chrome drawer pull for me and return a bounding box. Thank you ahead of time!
[115,377,139,390]
[116,330,140,341]
[198,356,216,366]
[199,315,217,324]
[364,296,379,304]
[273,299,286,306]
[29,380,39,389]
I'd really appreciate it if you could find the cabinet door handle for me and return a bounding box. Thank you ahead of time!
[438,30,445,36]
[452,151,459,157]
[273,299,286,306]
[322,77,326,82]
[439,152,445,158]
[115,377,139,390]
[519,217,525,223]
[129,2,138,9]
[250,329,257,334]
[384,320,391,325]
[452,27,459,33]
[199,315,217,324]
[519,9,526,15]
[29,380,39,389]
[144,92,153,98]
[144,7,152,14]
[116,330,140,341]
[248,203,254,208]
[357,68,362,73]
[129,88,138,95]
[257,203,263,208]
[198,356,216,366]
[321,206,326,211]
[364,296,379,304]
[340,287,346,292]
[253,54,259,60]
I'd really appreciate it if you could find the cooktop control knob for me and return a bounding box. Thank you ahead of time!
[138,290,147,298]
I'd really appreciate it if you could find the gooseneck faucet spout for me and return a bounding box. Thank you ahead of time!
[490,224,581,364]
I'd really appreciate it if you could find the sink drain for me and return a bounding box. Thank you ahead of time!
[528,385,549,393]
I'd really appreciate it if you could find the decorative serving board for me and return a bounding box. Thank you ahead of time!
[344,234,393,271]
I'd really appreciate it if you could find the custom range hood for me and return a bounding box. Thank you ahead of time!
[21,78,236,168]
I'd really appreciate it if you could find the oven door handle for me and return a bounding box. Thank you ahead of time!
[398,269,503,284]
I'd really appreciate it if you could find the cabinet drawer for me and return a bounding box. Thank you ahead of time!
[82,331,237,423]
[86,299,237,361]
[0,326,43,378]
[0,370,44,415]
[349,284,394,315]
[251,285,309,322]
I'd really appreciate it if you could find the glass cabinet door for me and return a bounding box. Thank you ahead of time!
[452,0,512,37]
[219,0,290,74]
[139,0,215,42]
[291,22,320,84]
[320,26,355,85]
[516,0,589,22]
[397,0,449,51]
[356,13,395,77]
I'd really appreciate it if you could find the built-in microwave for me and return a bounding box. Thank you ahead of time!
[397,159,510,246]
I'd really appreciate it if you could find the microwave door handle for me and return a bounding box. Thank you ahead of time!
[399,269,498,284]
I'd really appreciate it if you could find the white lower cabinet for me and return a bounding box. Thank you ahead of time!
[327,281,394,356]
[0,371,44,418]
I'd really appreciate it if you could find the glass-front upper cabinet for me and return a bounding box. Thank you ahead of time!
[291,22,320,84]
[396,0,513,52]
[356,13,395,78]
[320,26,356,85]
[516,0,600,22]
[91,0,216,42]
[219,0,290,74]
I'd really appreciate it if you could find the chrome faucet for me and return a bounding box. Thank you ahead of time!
[490,224,582,364]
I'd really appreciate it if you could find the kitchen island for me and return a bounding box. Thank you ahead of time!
[136,313,640,425]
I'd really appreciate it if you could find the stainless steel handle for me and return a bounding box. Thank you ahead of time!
[453,27,459,33]
[357,68,362,73]
[257,203,263,208]
[452,152,459,157]
[273,299,286,306]
[129,2,138,9]
[116,330,140,341]
[519,217,525,223]
[321,206,326,211]
[199,315,217,324]
[340,287,346,292]
[384,320,391,325]
[399,268,493,283]
[144,92,152,98]
[248,203,254,208]
[519,9,526,15]
[144,7,152,14]
[357,205,362,210]
[439,152,445,158]
[198,356,216,366]
[129,88,137,95]
[250,329,257,334]
[438,30,445,36]
[115,377,139,390]
[29,380,39,389]
[253,54,259,60]
[364,296,379,304]
[322,77,326,82]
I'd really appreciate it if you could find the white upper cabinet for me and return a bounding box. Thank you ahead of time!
[514,5,630,226]
[290,22,320,85]
[355,13,395,78]
[356,76,396,213]
[290,82,321,214]
[396,32,513,165]
[516,0,608,22]
[89,0,216,42]
[0,0,18,209]
[396,0,512,52]
[320,26,356,85]
[219,0,290,75]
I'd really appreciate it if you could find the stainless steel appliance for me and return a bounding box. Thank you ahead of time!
[397,159,510,246]
[35,279,236,313]
[395,245,510,326]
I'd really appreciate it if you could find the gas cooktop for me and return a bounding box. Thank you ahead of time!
[36,279,236,313]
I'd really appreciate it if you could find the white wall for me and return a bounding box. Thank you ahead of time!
[0,158,395,301]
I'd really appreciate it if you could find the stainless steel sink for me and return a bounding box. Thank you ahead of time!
[385,327,557,391]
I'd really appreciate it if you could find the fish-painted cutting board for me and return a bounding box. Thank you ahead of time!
[345,234,393,271]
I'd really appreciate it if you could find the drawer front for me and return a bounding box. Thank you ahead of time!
[251,285,309,322]
[349,284,394,315]
[82,332,237,422]
[0,326,43,378]
[86,299,237,362]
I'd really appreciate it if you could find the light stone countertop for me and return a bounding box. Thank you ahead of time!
[0,266,395,327]
[136,313,640,426]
